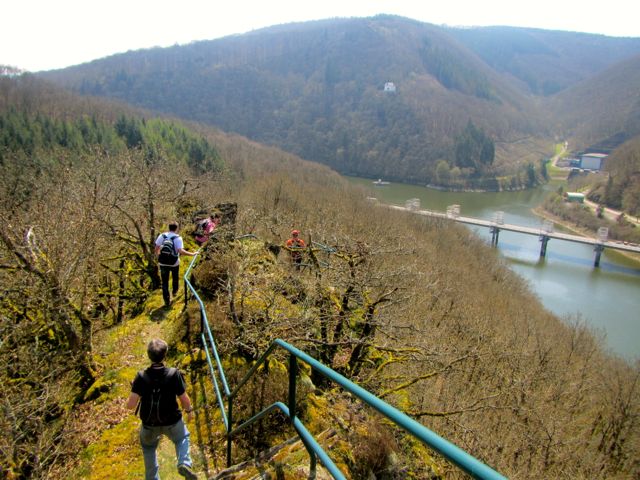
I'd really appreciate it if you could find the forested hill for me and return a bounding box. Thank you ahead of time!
[39,16,640,188]
[446,26,640,95]
[589,134,640,215]
[546,54,640,148]
[40,15,553,187]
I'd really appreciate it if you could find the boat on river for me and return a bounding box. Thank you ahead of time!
[373,178,390,186]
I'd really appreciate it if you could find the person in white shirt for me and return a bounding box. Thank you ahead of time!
[154,222,196,307]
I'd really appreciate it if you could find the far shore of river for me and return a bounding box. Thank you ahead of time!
[531,206,640,265]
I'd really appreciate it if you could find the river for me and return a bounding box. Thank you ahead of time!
[345,176,640,361]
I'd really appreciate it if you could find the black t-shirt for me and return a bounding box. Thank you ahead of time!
[132,364,186,426]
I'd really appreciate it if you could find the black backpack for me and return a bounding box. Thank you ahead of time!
[138,367,178,426]
[158,234,179,265]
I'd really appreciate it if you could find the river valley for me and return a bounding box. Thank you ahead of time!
[345,176,640,360]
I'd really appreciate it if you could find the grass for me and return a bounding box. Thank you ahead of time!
[546,162,569,180]
[60,271,213,479]
[545,143,570,180]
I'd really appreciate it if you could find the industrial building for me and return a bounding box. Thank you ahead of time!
[580,153,608,170]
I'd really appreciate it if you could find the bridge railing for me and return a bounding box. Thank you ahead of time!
[184,246,506,480]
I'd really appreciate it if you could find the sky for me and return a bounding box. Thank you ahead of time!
[2,0,639,72]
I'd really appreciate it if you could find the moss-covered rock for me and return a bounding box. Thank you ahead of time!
[83,377,117,403]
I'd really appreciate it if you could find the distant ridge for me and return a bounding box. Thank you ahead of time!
[40,15,640,185]
[548,54,640,147]
[446,26,640,95]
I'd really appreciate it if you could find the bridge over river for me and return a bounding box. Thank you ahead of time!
[388,203,640,267]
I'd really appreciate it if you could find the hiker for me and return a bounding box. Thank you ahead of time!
[155,222,196,307]
[193,214,220,246]
[126,339,197,480]
[285,229,306,269]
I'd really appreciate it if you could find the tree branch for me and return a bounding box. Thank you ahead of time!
[408,393,504,418]
[378,353,475,399]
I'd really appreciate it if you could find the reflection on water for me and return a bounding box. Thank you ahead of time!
[500,241,640,275]
[346,176,640,360]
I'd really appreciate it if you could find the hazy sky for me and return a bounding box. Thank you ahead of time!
[3,0,639,72]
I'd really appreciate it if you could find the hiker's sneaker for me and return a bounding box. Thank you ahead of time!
[178,464,197,479]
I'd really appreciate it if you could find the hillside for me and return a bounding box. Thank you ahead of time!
[546,54,640,150]
[40,15,555,188]
[37,17,640,190]
[446,26,640,95]
[584,134,640,217]
[2,73,640,479]
[603,135,640,213]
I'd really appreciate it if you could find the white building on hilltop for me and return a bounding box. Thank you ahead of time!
[383,82,396,93]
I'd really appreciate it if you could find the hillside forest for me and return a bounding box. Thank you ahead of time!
[1,68,639,480]
[39,17,640,208]
[37,17,565,190]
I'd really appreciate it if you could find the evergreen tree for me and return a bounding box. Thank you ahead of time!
[454,121,495,174]
[604,175,623,209]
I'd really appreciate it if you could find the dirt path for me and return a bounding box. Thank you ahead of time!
[56,291,212,480]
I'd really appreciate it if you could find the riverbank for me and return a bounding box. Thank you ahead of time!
[532,206,640,264]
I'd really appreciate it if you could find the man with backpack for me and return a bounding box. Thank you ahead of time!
[126,339,197,479]
[155,222,196,307]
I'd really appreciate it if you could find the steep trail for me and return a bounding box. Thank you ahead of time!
[57,289,214,479]
[64,286,343,479]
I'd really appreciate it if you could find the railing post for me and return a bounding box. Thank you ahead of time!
[200,306,205,339]
[184,275,188,307]
[227,397,233,468]
[288,354,298,421]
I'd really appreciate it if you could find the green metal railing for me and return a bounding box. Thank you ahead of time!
[184,249,507,479]
[184,251,231,430]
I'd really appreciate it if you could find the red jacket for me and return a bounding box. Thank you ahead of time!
[286,237,306,249]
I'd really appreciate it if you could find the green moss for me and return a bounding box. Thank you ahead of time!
[178,348,207,369]
[267,357,288,375]
[404,436,445,478]
[73,417,143,480]
[83,377,117,403]
[301,392,330,433]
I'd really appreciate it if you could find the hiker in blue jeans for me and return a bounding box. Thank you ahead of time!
[126,339,197,479]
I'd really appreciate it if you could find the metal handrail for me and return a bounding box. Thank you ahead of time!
[183,245,507,480]
[228,402,343,479]
[310,240,337,253]
[184,252,231,429]
[272,340,506,480]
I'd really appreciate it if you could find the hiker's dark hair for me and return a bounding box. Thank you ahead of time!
[168,222,179,232]
[147,339,168,363]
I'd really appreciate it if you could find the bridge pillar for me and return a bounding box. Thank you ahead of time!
[539,235,550,258]
[490,226,500,246]
[594,244,605,267]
